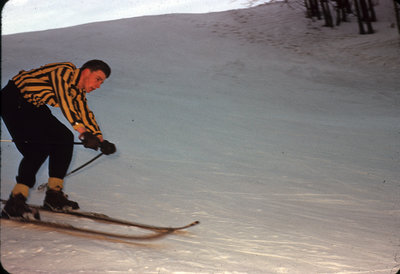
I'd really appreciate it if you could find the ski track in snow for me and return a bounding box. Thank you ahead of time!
[1,2,400,273]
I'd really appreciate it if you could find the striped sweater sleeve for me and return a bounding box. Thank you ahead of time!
[75,92,102,137]
[49,66,102,138]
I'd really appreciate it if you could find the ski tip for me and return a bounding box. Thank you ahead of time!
[186,220,200,228]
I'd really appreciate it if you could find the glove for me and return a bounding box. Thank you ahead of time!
[80,132,100,150]
[100,140,116,155]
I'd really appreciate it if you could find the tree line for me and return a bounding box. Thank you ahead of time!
[304,0,399,34]
[245,0,400,35]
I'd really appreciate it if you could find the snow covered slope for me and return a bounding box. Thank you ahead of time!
[1,2,400,273]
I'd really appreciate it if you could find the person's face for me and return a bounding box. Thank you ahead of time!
[78,69,106,93]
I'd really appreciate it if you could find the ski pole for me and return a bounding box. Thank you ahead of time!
[37,152,104,191]
[0,139,83,145]
[65,152,104,177]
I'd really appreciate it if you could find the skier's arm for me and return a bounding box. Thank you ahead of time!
[74,93,103,141]
[49,67,103,139]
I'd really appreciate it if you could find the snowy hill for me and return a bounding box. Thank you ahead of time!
[1,2,400,273]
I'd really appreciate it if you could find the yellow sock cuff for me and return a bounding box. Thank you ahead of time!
[12,183,29,198]
[48,177,64,191]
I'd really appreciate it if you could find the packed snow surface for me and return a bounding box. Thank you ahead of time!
[1,2,400,273]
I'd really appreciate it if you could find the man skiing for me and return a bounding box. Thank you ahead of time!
[1,60,116,218]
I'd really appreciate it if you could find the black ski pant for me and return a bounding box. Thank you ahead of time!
[1,81,74,188]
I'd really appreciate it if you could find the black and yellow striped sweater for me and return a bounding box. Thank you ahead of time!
[12,62,102,138]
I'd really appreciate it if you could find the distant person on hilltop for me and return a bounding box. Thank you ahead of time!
[1,60,116,219]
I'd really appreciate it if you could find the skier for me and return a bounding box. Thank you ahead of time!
[1,60,116,218]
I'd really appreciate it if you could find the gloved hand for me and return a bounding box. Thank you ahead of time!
[79,132,100,150]
[100,140,116,155]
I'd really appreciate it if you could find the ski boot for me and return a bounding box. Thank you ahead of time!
[43,189,79,211]
[43,177,79,211]
[1,193,40,220]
